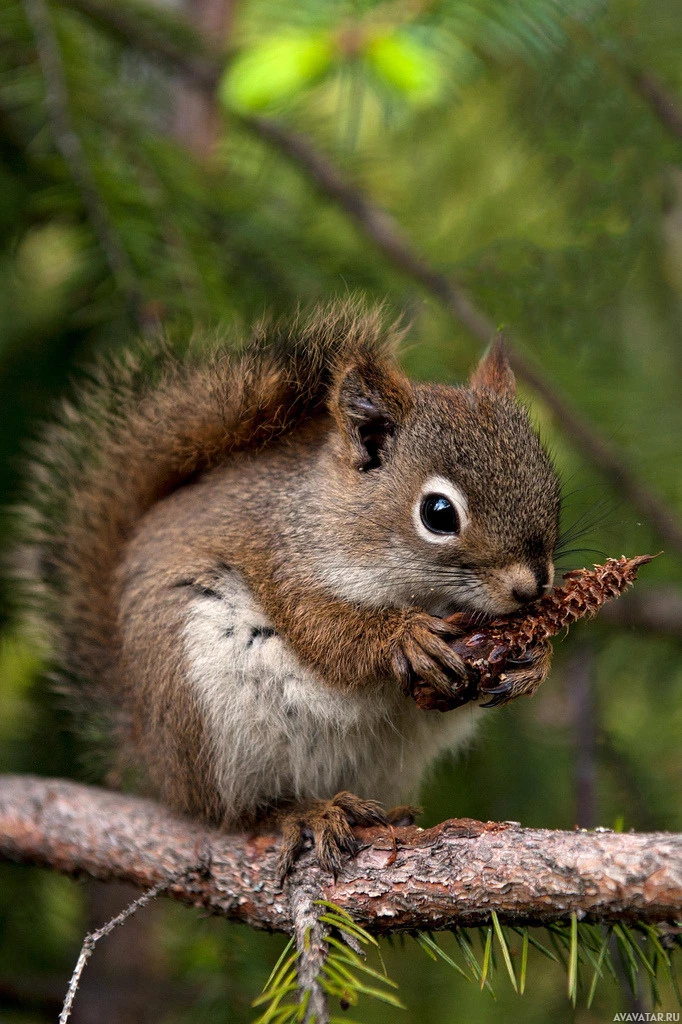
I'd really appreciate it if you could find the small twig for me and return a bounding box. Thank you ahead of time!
[59,878,171,1024]
[289,881,330,1024]
[631,70,682,142]
[23,0,145,331]
[59,0,221,91]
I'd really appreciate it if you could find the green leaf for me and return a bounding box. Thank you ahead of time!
[221,33,334,112]
[517,929,559,964]
[260,940,297,996]
[318,913,377,948]
[342,982,406,1009]
[252,981,299,1024]
[365,32,442,103]
[314,901,377,947]
[415,933,438,961]
[326,940,398,987]
[252,974,297,1008]
[642,925,672,970]
[614,924,639,998]
[616,924,656,979]
[296,988,309,1022]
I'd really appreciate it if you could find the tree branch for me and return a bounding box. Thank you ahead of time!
[631,70,682,141]
[53,0,682,555]
[288,882,330,1023]
[2,775,682,932]
[59,0,221,91]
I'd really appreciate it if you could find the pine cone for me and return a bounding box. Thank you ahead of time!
[410,555,655,712]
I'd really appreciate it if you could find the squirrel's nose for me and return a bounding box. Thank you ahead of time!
[511,582,543,605]
[508,562,552,605]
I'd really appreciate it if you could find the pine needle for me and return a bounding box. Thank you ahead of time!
[568,912,578,1006]
[614,925,639,998]
[520,929,529,995]
[491,912,518,993]
[416,933,472,982]
[587,929,611,1010]
[481,927,493,991]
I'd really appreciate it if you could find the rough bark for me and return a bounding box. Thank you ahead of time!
[2,775,681,932]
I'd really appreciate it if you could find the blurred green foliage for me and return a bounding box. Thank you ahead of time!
[0,0,681,1020]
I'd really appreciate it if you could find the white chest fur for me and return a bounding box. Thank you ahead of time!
[182,569,482,821]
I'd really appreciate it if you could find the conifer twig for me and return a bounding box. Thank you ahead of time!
[288,883,330,1024]
[59,878,171,1024]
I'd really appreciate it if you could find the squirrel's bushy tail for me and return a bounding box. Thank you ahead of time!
[17,300,401,728]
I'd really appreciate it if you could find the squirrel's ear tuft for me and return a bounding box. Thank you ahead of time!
[469,335,516,398]
[330,357,412,471]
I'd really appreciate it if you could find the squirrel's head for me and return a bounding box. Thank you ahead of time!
[327,339,561,617]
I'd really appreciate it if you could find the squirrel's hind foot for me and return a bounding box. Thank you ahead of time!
[275,791,390,883]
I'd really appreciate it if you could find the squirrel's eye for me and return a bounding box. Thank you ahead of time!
[420,494,460,535]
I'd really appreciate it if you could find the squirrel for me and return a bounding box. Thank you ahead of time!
[19,300,561,878]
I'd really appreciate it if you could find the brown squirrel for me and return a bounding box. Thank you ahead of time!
[20,300,560,877]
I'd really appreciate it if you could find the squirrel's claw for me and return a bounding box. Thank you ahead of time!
[479,642,552,708]
[479,680,514,708]
[275,792,389,884]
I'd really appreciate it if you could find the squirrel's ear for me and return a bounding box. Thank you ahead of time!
[469,335,516,398]
[331,358,412,471]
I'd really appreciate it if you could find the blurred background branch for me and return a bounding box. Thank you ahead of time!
[52,0,682,554]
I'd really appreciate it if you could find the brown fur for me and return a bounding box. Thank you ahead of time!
[18,302,400,784]
[17,299,561,863]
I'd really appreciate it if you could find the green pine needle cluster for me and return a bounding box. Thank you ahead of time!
[416,917,681,1011]
[255,903,682,1023]
[253,902,403,1024]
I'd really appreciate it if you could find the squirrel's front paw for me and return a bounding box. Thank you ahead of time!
[276,792,389,883]
[391,611,469,706]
